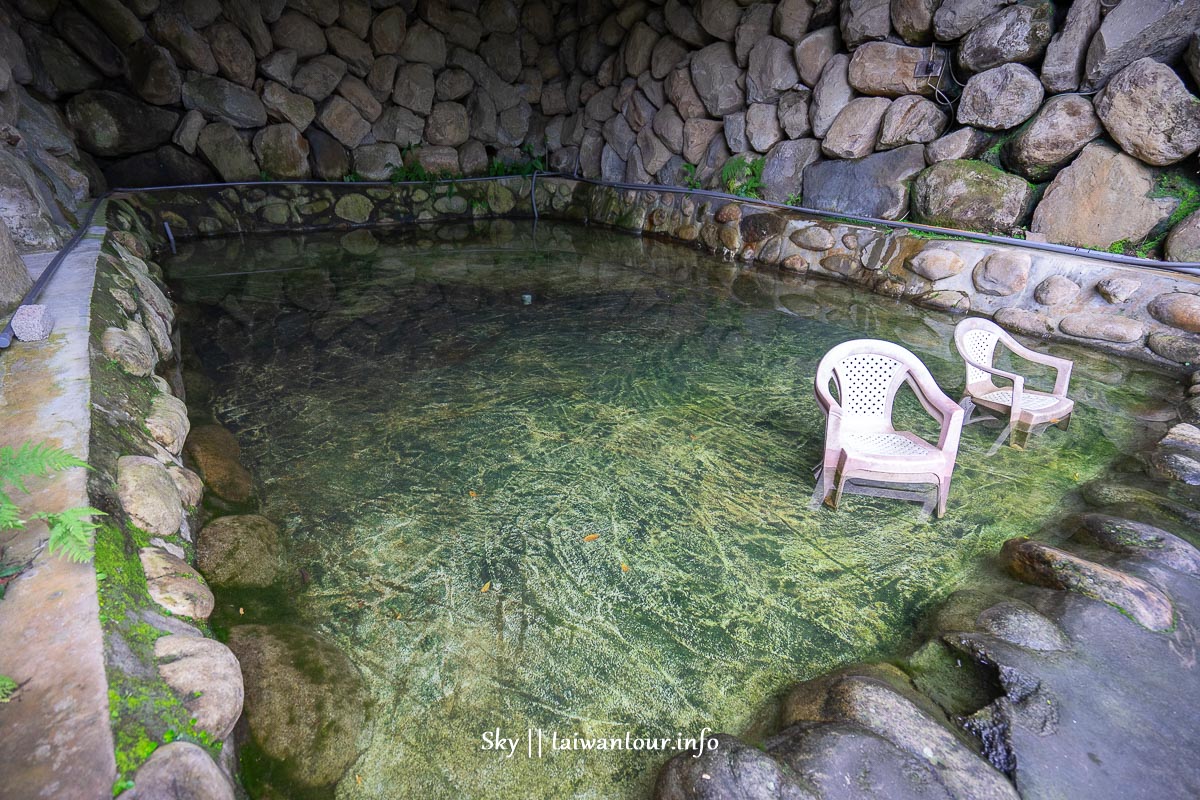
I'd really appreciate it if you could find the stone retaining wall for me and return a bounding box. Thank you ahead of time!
[116,175,1200,369]
[4,0,1200,264]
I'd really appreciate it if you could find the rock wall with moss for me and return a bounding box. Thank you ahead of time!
[5,0,1200,260]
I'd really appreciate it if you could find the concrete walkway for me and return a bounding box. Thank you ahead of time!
[0,221,115,799]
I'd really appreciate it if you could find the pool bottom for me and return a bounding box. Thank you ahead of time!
[167,220,1175,799]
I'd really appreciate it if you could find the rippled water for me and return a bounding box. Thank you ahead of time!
[166,220,1174,800]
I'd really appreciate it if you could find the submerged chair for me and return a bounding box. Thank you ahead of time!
[953,318,1074,449]
[814,340,965,518]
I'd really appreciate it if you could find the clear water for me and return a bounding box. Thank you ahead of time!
[167,220,1175,800]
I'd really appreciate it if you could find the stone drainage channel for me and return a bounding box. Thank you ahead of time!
[0,174,1199,800]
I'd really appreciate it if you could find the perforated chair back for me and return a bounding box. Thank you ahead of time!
[960,327,1000,388]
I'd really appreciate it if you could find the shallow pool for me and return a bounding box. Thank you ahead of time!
[167,220,1174,799]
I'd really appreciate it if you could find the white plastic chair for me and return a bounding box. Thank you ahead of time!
[954,318,1074,449]
[814,340,965,518]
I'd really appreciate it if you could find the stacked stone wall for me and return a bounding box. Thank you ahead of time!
[5,0,1200,262]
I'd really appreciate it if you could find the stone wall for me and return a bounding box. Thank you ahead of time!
[5,0,1200,262]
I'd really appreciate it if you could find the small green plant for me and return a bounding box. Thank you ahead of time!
[681,162,702,190]
[0,674,16,702]
[721,156,765,199]
[487,146,546,177]
[1,442,106,563]
[341,171,364,182]
[784,191,803,207]
[257,170,272,182]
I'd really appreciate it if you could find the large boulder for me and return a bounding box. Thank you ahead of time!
[117,742,234,800]
[690,42,745,116]
[956,63,1043,131]
[293,54,348,102]
[149,11,216,73]
[925,127,992,164]
[0,218,31,313]
[184,423,254,503]
[746,36,799,104]
[271,10,327,58]
[1094,58,1200,167]
[891,0,940,44]
[195,123,258,182]
[796,26,841,87]
[656,733,810,800]
[307,128,349,180]
[761,138,823,203]
[261,81,315,131]
[810,54,855,138]
[1082,0,1200,91]
[745,103,783,153]
[140,546,214,620]
[206,22,255,87]
[848,42,949,97]
[1002,94,1103,182]
[226,625,368,788]
[154,635,244,740]
[181,73,267,128]
[956,0,1053,73]
[803,144,927,219]
[196,514,285,588]
[1040,0,1101,93]
[117,456,182,536]
[696,0,741,41]
[252,123,310,179]
[1030,142,1178,249]
[774,0,814,43]
[932,0,1013,41]
[840,0,891,49]
[1166,209,1200,262]
[910,159,1035,233]
[65,90,178,157]
[821,97,891,159]
[317,95,370,148]
[126,41,182,106]
[877,96,947,149]
[0,146,64,251]
[1148,292,1200,334]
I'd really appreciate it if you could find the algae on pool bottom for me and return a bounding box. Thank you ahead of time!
[166,221,1175,800]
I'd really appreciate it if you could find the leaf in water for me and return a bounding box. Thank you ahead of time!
[621,563,630,572]
[481,581,491,593]
[583,534,600,542]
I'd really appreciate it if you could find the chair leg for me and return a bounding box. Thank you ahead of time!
[935,478,950,519]
[1055,414,1072,431]
[827,468,848,511]
[1010,425,1031,450]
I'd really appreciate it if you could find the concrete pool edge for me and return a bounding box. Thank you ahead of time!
[4,189,1200,797]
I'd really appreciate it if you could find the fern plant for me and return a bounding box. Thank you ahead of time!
[785,191,803,207]
[0,673,16,702]
[721,156,765,199]
[0,443,105,563]
[681,163,702,190]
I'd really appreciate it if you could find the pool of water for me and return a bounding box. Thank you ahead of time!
[166,220,1175,800]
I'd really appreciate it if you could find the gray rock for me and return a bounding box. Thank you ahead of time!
[1167,209,1200,262]
[253,123,310,179]
[373,105,424,146]
[821,97,890,159]
[907,247,965,280]
[52,8,122,78]
[1096,277,1140,304]
[747,36,799,104]
[259,49,297,87]
[467,89,498,141]
[196,122,258,181]
[270,10,325,58]
[793,226,837,250]
[1094,58,1200,167]
[956,63,1043,131]
[840,0,891,49]
[1031,142,1178,249]
[226,624,367,787]
[326,26,373,77]
[338,0,370,38]
[66,90,178,157]
[120,454,182,536]
[891,0,940,45]
[1034,275,1081,306]
[146,392,189,455]
[197,514,285,588]
[168,464,203,509]
[665,0,713,48]
[638,126,673,173]
[1041,0,1101,93]
[306,128,348,180]
[1076,513,1200,575]
[436,68,473,102]
[261,81,315,131]
[224,0,273,58]
[318,95,370,148]
[460,139,489,176]
[976,601,1070,651]
[293,53,348,102]
[796,26,840,87]
[1002,94,1102,182]
[735,4,775,67]
[169,108,204,153]
[655,733,812,800]
[370,7,407,55]
[1148,292,1200,334]
[117,742,233,800]
[206,22,254,88]
[682,117,724,163]
[848,42,949,98]
[653,105,686,153]
[150,11,216,73]
[101,321,156,376]
[480,0,520,34]
[696,0,741,41]
[181,73,266,128]
[932,0,1013,41]
[127,40,182,106]
[744,103,781,153]
[774,0,814,43]
[804,144,927,219]
[155,635,244,740]
[1082,0,1200,91]
[925,126,991,164]
[425,101,469,147]
[994,306,1055,336]
[10,305,52,341]
[448,47,520,111]
[665,65,706,121]
[973,250,1030,296]
[690,42,745,116]
[957,0,1053,73]
[1059,312,1146,343]
[1148,332,1200,364]
[398,21,447,68]
[911,160,1035,233]
[626,22,659,78]
[497,101,530,147]
[603,113,636,159]
[762,138,822,203]
[877,95,947,149]
[393,62,435,115]
[778,90,812,139]
[810,54,854,138]
[652,36,691,80]
[421,0,483,50]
